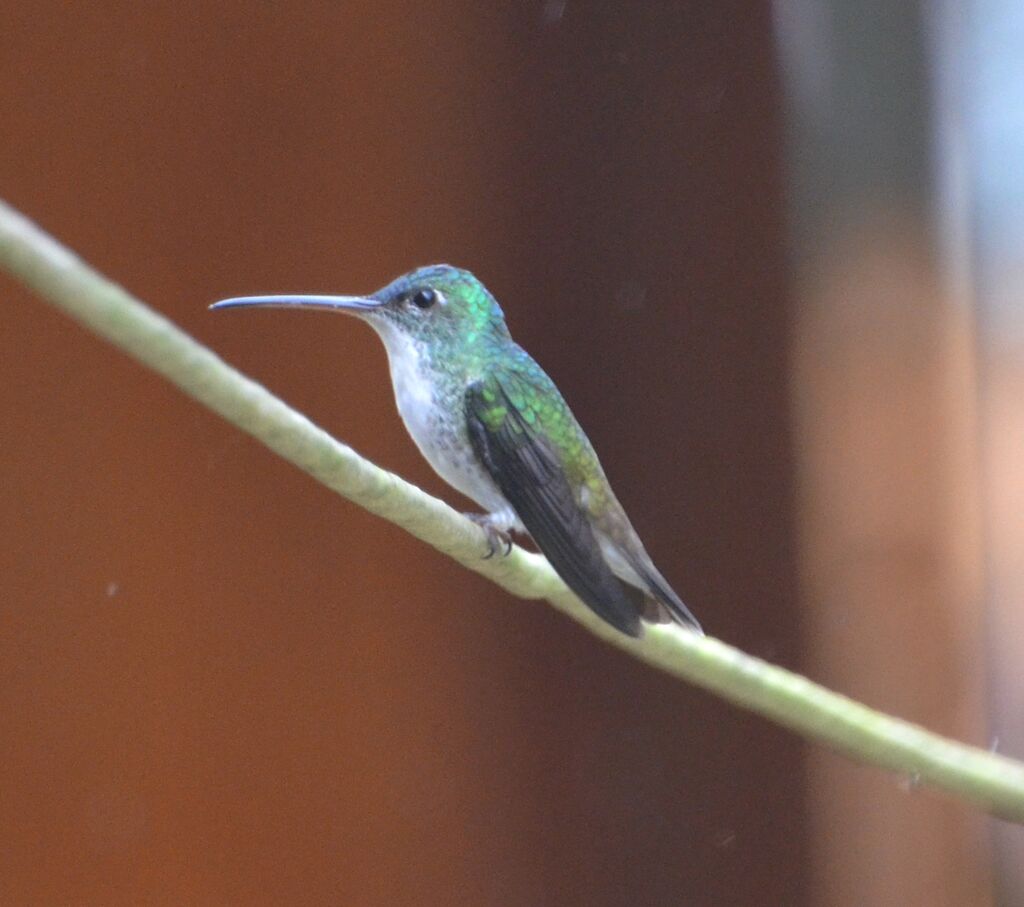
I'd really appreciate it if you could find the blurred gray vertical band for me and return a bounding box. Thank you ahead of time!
[961,1,1024,335]
[775,1,934,253]
[775,1,991,905]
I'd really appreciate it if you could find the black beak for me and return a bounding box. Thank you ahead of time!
[209,294,383,313]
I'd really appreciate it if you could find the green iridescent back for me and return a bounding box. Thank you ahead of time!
[484,350,614,511]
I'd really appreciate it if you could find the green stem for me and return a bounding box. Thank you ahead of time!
[2,198,1022,822]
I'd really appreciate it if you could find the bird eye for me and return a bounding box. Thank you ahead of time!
[411,288,437,309]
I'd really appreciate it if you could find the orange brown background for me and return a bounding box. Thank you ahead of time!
[1,3,1001,905]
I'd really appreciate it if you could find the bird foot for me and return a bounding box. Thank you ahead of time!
[465,512,514,559]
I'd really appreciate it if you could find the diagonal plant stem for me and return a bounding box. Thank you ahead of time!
[2,197,1022,822]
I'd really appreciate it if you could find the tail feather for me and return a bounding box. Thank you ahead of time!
[630,559,703,635]
[595,531,704,634]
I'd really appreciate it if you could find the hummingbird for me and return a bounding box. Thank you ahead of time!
[211,265,702,638]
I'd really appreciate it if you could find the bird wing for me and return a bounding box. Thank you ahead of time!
[465,374,641,636]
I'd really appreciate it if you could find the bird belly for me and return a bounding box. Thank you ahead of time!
[402,396,507,513]
[384,340,508,515]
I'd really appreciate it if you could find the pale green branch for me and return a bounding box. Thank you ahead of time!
[3,197,1022,822]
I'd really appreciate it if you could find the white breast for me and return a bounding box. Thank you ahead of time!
[371,323,507,514]
[383,331,435,445]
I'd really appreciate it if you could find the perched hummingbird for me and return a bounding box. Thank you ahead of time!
[211,265,701,638]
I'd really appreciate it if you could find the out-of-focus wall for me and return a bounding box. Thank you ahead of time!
[0,3,944,904]
[776,2,995,904]
[951,0,1024,897]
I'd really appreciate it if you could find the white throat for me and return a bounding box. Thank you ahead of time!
[370,321,436,439]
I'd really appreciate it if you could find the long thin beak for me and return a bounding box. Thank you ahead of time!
[209,294,382,313]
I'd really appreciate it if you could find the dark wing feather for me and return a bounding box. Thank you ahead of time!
[465,378,641,637]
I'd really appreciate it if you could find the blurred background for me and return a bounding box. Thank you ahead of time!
[1,2,1022,904]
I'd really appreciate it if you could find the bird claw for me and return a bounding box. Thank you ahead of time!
[466,513,514,559]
